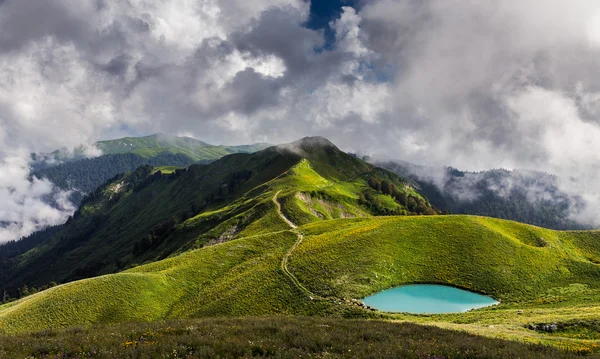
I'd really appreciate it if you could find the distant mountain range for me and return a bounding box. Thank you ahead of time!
[375,160,587,230]
[30,134,270,205]
[32,133,270,165]
[94,133,269,161]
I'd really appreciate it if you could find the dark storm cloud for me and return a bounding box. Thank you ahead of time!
[225,69,282,114]
[0,1,89,52]
[100,54,131,77]
[232,7,322,73]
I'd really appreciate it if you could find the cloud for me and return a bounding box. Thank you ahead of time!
[0,154,75,243]
[347,0,600,225]
[4,0,600,239]
[0,0,312,242]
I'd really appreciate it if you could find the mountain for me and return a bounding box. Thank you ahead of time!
[95,133,270,161]
[0,137,434,298]
[4,194,600,351]
[30,134,270,206]
[375,160,587,230]
[3,137,600,352]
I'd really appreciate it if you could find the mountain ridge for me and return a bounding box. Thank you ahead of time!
[28,135,271,210]
[1,137,433,298]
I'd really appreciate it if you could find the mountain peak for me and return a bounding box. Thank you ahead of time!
[295,136,336,147]
[277,136,338,155]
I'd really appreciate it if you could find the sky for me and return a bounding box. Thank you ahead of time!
[3,0,600,240]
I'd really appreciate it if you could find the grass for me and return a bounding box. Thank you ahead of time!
[0,316,593,358]
[5,212,600,352]
[290,216,600,302]
[152,166,181,174]
[0,230,315,334]
[288,216,600,351]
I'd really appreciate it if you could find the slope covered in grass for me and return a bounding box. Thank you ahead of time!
[2,147,302,296]
[5,212,600,351]
[0,230,331,334]
[290,216,600,303]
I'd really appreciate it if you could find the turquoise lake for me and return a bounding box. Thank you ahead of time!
[362,284,499,314]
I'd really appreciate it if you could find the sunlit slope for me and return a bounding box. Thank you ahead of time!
[3,137,431,298]
[0,230,327,334]
[3,214,600,334]
[290,216,600,303]
[1,146,303,296]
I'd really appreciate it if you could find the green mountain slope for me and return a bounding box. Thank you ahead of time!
[2,137,431,298]
[95,133,269,161]
[3,213,600,350]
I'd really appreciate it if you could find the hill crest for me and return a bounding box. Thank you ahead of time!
[3,137,434,298]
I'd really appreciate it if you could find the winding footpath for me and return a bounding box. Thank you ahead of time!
[272,190,375,311]
[273,191,320,300]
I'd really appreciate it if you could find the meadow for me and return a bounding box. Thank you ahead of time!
[4,209,600,352]
[0,316,594,358]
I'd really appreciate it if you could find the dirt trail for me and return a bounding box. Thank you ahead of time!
[273,191,319,299]
[272,190,297,229]
[271,192,373,310]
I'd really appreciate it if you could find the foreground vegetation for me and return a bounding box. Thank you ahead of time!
[0,316,593,359]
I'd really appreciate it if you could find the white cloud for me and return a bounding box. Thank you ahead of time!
[0,0,307,242]
[0,155,75,242]
[5,0,600,237]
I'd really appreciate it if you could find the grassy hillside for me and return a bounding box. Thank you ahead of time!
[5,210,600,350]
[2,137,430,299]
[290,216,600,302]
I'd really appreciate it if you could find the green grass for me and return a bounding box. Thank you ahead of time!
[290,216,600,302]
[0,317,592,358]
[0,230,327,334]
[5,213,600,352]
[152,166,181,174]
